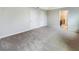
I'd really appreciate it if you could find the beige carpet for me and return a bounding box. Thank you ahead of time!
[0,26,72,51]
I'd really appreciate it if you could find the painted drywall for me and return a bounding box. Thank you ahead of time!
[47,7,79,32]
[47,9,60,31]
[0,7,47,38]
[67,7,79,32]
[30,8,47,29]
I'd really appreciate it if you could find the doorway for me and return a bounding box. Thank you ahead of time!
[59,10,68,31]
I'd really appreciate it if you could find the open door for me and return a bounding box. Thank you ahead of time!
[59,10,68,32]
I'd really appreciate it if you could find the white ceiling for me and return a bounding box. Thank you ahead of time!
[39,7,63,10]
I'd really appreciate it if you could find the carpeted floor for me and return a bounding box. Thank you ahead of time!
[0,26,76,51]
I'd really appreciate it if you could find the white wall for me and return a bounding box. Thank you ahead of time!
[47,9,60,31]
[0,7,47,38]
[67,8,79,32]
[30,8,47,29]
[47,7,79,32]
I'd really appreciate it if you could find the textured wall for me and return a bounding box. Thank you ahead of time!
[0,7,47,38]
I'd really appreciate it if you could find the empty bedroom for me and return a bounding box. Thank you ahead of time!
[0,7,79,51]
